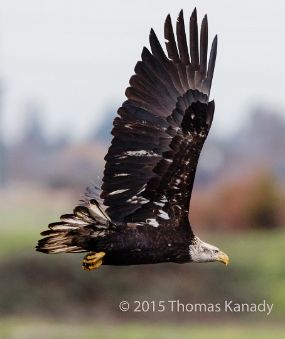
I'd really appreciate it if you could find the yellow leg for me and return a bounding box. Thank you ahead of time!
[82,251,105,271]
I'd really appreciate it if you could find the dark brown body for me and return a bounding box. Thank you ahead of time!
[88,225,193,265]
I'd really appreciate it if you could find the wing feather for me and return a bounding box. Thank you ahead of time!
[164,14,180,63]
[198,15,209,83]
[189,8,199,69]
[177,10,190,66]
[203,35,218,95]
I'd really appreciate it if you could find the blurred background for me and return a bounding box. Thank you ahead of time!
[1,0,285,338]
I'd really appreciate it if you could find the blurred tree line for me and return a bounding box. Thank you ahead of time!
[191,171,284,231]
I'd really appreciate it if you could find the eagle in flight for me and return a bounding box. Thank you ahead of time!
[37,8,229,270]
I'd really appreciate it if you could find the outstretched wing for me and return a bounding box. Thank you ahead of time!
[100,9,217,226]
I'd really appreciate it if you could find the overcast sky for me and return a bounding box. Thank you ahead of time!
[1,0,285,142]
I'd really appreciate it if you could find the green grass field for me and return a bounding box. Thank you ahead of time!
[0,320,284,339]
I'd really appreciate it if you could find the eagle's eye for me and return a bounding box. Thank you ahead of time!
[213,249,219,254]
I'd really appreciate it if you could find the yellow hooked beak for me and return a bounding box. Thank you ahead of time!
[217,251,230,266]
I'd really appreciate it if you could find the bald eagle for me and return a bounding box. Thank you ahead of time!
[36,8,229,270]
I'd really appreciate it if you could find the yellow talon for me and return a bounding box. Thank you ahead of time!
[88,260,103,270]
[86,253,98,260]
[82,252,105,271]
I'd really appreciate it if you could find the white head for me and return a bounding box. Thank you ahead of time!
[189,236,229,265]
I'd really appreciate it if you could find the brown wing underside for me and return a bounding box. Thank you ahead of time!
[99,9,217,226]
